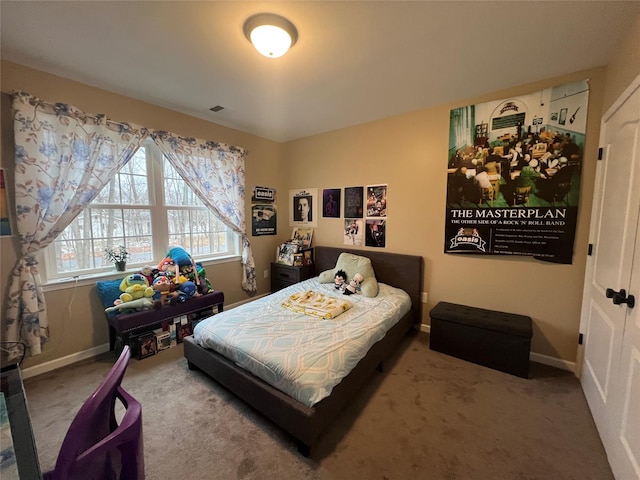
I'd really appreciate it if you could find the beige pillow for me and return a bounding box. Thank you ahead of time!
[318,253,379,297]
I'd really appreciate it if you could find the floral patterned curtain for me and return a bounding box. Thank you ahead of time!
[4,92,149,360]
[152,131,256,292]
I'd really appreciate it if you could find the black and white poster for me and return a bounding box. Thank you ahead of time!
[251,186,277,236]
[445,80,589,264]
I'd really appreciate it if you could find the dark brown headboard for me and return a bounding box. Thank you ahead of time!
[314,246,424,323]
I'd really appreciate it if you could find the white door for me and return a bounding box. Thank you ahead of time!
[579,75,640,479]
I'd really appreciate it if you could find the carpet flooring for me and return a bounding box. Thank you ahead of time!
[23,332,613,479]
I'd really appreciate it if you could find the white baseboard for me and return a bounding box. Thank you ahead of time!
[529,352,576,373]
[22,343,111,380]
[419,323,576,373]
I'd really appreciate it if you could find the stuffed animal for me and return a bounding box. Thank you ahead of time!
[343,273,363,295]
[158,246,201,288]
[334,269,347,291]
[105,297,154,314]
[170,281,198,305]
[152,275,173,307]
[119,273,154,303]
[158,257,177,279]
[139,265,155,286]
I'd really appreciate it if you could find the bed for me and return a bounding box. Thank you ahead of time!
[183,246,423,455]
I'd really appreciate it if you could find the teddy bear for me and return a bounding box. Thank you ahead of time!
[118,273,154,304]
[343,273,363,295]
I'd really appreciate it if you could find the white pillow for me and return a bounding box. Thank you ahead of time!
[318,252,379,297]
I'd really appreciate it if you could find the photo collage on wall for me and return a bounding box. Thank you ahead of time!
[338,184,387,248]
[251,186,277,236]
[445,80,589,264]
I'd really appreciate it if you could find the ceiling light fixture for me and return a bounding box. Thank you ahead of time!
[243,13,298,58]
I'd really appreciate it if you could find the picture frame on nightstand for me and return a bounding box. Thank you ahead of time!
[277,243,298,265]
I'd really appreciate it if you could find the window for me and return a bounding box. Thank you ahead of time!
[44,140,239,280]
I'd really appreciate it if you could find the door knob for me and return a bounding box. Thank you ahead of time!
[607,288,636,308]
[606,288,623,298]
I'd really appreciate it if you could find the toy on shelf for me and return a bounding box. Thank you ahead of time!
[105,297,154,314]
[118,273,154,304]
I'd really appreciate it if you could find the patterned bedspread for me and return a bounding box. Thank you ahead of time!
[193,277,411,407]
[280,290,352,319]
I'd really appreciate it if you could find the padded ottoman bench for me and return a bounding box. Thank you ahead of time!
[429,302,532,378]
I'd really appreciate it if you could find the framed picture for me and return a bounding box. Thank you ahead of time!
[137,332,157,359]
[291,227,313,248]
[277,243,298,265]
[559,108,567,125]
[322,188,341,218]
[303,248,314,265]
[290,188,318,227]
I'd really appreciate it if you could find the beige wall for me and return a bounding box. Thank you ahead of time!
[0,61,286,369]
[602,14,640,113]
[1,12,638,371]
[283,68,607,364]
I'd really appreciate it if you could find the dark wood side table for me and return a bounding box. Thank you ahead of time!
[1,364,42,479]
[270,263,315,292]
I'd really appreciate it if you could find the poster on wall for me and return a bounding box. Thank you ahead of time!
[251,204,277,236]
[0,169,11,236]
[366,185,387,217]
[344,218,364,246]
[322,188,341,218]
[366,219,386,248]
[344,186,364,218]
[445,80,589,264]
[289,188,318,227]
[251,186,276,236]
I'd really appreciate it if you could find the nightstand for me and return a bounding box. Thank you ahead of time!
[271,263,315,292]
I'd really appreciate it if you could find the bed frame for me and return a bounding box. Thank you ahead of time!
[183,246,423,456]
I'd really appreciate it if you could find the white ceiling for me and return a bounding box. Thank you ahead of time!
[2,1,639,143]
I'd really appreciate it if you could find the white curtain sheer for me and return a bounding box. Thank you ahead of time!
[3,92,149,360]
[152,130,256,292]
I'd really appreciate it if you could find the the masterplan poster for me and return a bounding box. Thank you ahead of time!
[445,80,589,264]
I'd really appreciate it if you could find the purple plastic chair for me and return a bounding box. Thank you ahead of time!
[43,346,145,480]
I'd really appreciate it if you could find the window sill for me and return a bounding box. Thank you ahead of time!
[41,255,242,292]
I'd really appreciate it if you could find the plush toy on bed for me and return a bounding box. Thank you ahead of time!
[334,269,347,291]
[343,273,363,295]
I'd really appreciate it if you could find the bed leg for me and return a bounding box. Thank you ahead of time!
[187,360,199,371]
[297,442,311,457]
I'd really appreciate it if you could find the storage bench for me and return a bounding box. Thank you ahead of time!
[96,279,224,351]
[429,302,532,378]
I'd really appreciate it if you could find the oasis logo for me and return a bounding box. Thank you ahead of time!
[499,102,519,115]
[449,228,487,252]
[252,187,275,202]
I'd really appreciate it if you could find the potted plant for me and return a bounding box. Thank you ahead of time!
[104,245,130,272]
